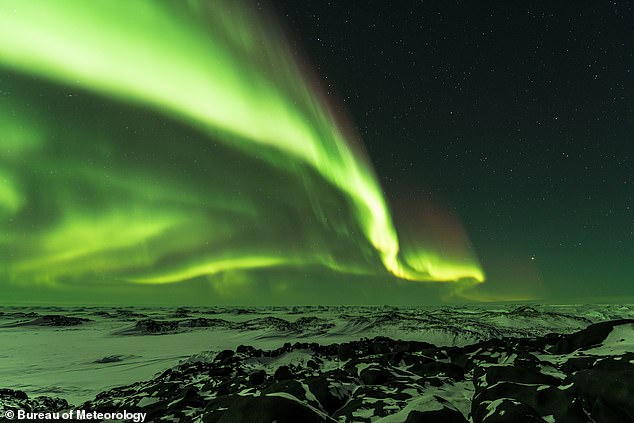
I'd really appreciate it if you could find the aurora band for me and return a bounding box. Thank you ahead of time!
[0,0,484,286]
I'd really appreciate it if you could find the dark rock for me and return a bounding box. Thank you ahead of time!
[273,365,294,381]
[32,396,70,412]
[571,356,634,421]
[214,395,330,423]
[134,319,179,334]
[359,365,393,385]
[214,350,235,363]
[94,355,124,364]
[472,382,585,422]
[236,344,256,355]
[171,307,191,318]
[474,364,560,388]
[0,389,28,401]
[561,356,598,373]
[510,305,541,315]
[248,370,266,386]
[393,340,435,353]
[209,366,233,377]
[409,361,465,381]
[337,343,355,360]
[307,359,319,370]
[406,407,467,422]
[7,311,39,318]
[427,377,444,387]
[370,339,392,355]
[473,398,546,423]
[0,388,70,414]
[114,309,147,319]
[29,314,89,326]
[303,374,352,415]
[262,380,307,402]
[551,319,634,354]
[184,318,232,328]
[333,384,414,421]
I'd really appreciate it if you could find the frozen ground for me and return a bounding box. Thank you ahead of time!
[1,303,632,407]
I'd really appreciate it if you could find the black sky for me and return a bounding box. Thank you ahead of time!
[270,0,633,299]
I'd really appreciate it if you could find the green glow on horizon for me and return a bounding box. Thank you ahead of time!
[0,0,484,294]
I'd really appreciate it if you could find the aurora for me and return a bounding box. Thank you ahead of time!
[0,0,483,302]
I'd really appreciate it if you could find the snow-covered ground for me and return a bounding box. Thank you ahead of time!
[1,304,632,405]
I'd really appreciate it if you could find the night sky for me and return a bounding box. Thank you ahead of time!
[272,0,634,301]
[1,1,632,304]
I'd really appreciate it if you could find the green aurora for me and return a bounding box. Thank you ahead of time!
[0,0,486,304]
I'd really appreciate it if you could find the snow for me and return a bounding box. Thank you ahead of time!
[352,408,376,419]
[1,303,633,406]
[583,322,634,356]
[265,392,331,419]
[482,398,508,420]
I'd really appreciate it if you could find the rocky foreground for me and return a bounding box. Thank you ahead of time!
[1,319,633,422]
